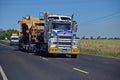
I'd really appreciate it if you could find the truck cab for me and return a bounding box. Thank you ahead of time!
[44,13,80,58]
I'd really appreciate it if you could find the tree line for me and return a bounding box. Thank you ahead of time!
[81,36,120,40]
[0,28,18,40]
[0,28,119,40]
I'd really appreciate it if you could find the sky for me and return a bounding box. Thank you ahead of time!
[0,0,120,38]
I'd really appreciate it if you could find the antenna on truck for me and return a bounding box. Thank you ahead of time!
[71,14,74,21]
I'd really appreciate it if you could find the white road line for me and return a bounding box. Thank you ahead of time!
[40,56,48,61]
[103,61,110,64]
[0,43,13,49]
[73,68,89,74]
[42,57,48,61]
[0,65,8,80]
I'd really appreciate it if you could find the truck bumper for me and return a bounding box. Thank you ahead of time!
[10,42,19,46]
[49,47,80,54]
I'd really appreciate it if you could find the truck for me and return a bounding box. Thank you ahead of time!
[43,12,80,58]
[10,33,19,46]
[18,12,80,58]
[18,16,44,52]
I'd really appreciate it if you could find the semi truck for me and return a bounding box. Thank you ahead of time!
[43,12,80,58]
[18,12,80,58]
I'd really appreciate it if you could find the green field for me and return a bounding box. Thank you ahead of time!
[80,39,120,58]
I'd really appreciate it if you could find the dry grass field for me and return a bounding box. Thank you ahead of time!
[80,39,120,58]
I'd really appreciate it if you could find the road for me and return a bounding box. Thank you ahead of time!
[0,41,120,80]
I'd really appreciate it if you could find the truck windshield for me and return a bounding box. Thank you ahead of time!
[11,38,19,40]
[52,23,70,30]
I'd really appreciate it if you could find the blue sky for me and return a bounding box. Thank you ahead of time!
[0,0,120,38]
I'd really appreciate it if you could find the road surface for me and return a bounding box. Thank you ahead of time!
[0,41,120,80]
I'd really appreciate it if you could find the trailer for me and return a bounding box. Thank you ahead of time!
[18,16,44,53]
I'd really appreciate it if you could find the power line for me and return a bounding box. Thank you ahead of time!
[80,11,120,25]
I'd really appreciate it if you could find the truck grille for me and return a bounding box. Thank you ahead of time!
[59,36,72,39]
[58,42,71,45]
[58,36,72,46]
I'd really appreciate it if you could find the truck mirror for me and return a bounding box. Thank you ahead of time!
[48,32,51,37]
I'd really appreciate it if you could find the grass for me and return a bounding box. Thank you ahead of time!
[0,40,10,43]
[80,39,120,58]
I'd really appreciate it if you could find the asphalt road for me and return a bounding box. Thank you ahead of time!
[0,41,120,80]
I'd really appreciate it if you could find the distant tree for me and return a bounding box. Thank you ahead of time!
[0,29,18,40]
[0,28,5,34]
[104,37,107,39]
[108,37,120,40]
[114,37,120,40]
[82,36,86,39]
[108,37,113,40]
[0,31,7,40]
[90,36,94,39]
[97,36,101,39]
[85,38,89,40]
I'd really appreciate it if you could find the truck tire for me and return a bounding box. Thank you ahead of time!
[71,54,77,58]
[27,47,31,53]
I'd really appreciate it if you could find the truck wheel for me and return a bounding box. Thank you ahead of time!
[71,54,77,58]
[10,44,12,46]
[27,47,31,53]
[45,51,49,57]
[35,49,40,55]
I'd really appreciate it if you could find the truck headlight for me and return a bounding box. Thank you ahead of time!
[50,38,57,42]
[50,45,56,47]
[73,39,80,48]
